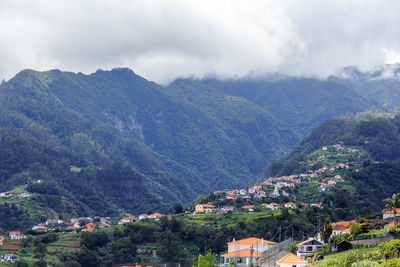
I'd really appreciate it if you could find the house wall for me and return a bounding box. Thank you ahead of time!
[228,243,274,253]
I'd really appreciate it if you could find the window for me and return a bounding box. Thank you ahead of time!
[306,246,313,251]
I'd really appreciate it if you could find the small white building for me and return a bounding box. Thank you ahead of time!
[0,253,20,263]
[296,238,324,258]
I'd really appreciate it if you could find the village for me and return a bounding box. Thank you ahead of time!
[193,144,357,215]
[0,144,396,266]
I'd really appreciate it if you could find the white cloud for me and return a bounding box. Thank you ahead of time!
[0,0,400,83]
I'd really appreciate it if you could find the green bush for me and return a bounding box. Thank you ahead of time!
[377,258,400,267]
[378,239,400,260]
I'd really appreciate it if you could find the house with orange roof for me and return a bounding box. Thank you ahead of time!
[0,235,4,246]
[267,203,280,210]
[100,222,111,228]
[119,216,136,224]
[195,204,216,213]
[330,220,357,236]
[241,205,255,212]
[276,252,307,267]
[32,226,47,232]
[138,214,148,220]
[65,226,79,231]
[382,208,400,220]
[296,238,324,258]
[9,231,27,240]
[284,202,297,209]
[148,213,164,220]
[222,237,277,266]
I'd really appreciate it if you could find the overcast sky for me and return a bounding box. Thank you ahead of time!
[1,0,400,84]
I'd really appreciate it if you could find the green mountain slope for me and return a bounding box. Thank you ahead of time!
[0,68,300,228]
[259,112,400,213]
[186,77,375,136]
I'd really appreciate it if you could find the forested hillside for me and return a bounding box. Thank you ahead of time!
[0,68,381,228]
[260,112,400,213]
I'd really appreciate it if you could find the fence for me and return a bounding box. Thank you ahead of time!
[260,238,293,259]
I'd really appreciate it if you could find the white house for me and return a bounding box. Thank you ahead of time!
[222,237,277,266]
[276,253,307,267]
[0,253,20,263]
[382,208,400,220]
[267,203,280,210]
[195,204,216,213]
[9,231,27,240]
[284,202,297,209]
[296,238,324,258]
[32,226,48,232]
[119,216,136,224]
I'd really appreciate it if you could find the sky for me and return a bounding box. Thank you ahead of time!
[1,0,400,84]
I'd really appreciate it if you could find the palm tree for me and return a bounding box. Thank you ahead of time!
[383,193,400,225]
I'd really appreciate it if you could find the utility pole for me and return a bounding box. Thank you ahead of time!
[279,225,282,243]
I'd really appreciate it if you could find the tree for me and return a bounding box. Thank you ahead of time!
[320,218,332,244]
[193,251,216,267]
[383,193,400,225]
[174,204,184,214]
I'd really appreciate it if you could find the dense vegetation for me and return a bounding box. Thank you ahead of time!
[260,112,400,213]
[0,68,377,228]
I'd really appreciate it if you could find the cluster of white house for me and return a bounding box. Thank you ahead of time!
[28,213,167,233]
[194,202,323,214]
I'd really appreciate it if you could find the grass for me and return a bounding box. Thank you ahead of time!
[315,247,378,266]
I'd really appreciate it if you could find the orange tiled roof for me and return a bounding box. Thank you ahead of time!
[227,237,277,245]
[150,213,164,217]
[222,249,261,257]
[383,208,400,214]
[241,205,255,209]
[276,253,307,264]
[199,204,215,208]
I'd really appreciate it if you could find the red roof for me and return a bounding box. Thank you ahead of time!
[241,205,255,209]
[150,213,164,217]
[199,204,215,208]
[383,208,400,214]
[228,237,277,245]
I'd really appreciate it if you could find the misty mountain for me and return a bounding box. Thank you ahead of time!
[173,76,375,136]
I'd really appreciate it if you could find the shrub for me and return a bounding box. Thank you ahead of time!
[378,239,400,260]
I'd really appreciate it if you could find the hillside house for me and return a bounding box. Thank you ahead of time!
[119,216,136,224]
[310,203,323,209]
[267,203,280,210]
[296,238,324,258]
[221,237,277,266]
[275,252,307,267]
[195,204,216,213]
[284,202,297,209]
[148,213,164,220]
[382,208,400,220]
[241,205,255,212]
[32,226,47,232]
[9,231,26,240]
[0,253,20,263]
[331,220,355,236]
